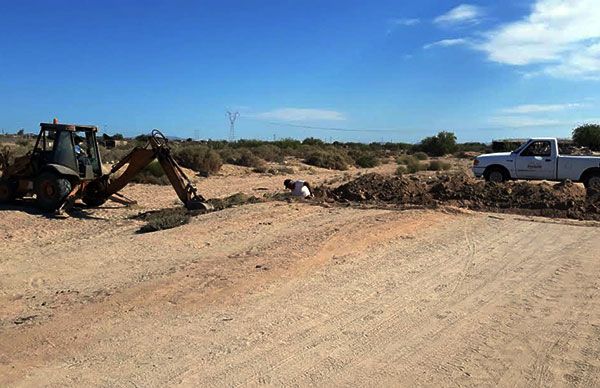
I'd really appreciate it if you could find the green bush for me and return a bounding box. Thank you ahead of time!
[427,160,451,171]
[131,161,170,185]
[406,160,426,173]
[304,149,352,170]
[416,131,457,156]
[234,149,265,168]
[173,145,223,176]
[349,150,380,168]
[396,154,425,172]
[302,137,325,146]
[253,144,284,163]
[395,165,408,175]
[413,152,429,160]
[99,146,130,163]
[396,154,417,165]
[456,142,489,153]
[572,124,600,151]
[217,147,241,164]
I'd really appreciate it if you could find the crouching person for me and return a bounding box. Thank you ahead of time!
[284,179,313,198]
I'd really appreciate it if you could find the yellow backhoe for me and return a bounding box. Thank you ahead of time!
[0,121,211,212]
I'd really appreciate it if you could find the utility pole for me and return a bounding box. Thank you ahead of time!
[227,111,239,142]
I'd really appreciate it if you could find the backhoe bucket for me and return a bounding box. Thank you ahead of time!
[186,198,214,211]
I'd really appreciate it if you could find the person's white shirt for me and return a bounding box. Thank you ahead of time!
[292,180,311,198]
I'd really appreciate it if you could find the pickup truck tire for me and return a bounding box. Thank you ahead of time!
[484,167,507,183]
[584,173,600,190]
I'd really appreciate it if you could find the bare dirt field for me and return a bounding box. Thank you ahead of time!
[1,163,599,387]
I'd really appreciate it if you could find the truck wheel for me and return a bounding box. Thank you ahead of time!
[0,179,17,203]
[485,167,506,183]
[584,173,600,190]
[34,172,72,211]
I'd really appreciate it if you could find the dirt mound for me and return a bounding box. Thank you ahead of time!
[325,173,600,221]
[330,173,431,204]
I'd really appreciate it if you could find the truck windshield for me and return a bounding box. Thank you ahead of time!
[512,142,528,154]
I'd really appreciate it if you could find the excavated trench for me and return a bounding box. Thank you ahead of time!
[322,173,600,221]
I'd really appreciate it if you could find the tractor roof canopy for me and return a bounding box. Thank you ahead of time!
[40,123,98,132]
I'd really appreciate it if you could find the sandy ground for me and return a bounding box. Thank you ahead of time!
[1,163,599,387]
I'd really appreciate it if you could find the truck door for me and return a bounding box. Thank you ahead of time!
[515,140,556,179]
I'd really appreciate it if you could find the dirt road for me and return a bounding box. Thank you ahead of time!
[1,181,599,386]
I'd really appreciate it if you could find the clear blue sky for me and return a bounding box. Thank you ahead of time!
[0,0,598,143]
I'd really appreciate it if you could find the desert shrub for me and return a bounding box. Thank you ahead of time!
[253,144,284,163]
[273,138,302,149]
[99,146,130,163]
[349,150,380,168]
[354,154,379,168]
[413,152,429,160]
[395,165,408,175]
[16,139,30,147]
[396,154,417,165]
[454,151,476,159]
[572,123,600,151]
[406,158,426,173]
[232,149,265,168]
[138,208,191,233]
[252,165,294,175]
[416,131,457,156]
[457,142,488,153]
[302,137,325,146]
[217,147,241,164]
[131,161,170,185]
[207,192,261,210]
[304,149,352,170]
[173,145,222,176]
[427,160,452,171]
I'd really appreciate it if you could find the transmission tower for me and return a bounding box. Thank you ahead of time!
[227,111,239,142]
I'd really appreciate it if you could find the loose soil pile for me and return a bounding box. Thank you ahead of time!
[326,173,600,221]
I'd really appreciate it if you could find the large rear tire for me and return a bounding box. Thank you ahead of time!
[34,172,72,212]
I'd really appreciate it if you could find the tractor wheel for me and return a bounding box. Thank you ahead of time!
[82,196,106,207]
[81,180,107,208]
[0,179,17,203]
[34,172,72,212]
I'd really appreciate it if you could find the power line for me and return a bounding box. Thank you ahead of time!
[260,120,423,134]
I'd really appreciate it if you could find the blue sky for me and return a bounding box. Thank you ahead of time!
[0,0,598,143]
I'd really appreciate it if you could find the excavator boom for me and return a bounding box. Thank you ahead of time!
[88,130,211,210]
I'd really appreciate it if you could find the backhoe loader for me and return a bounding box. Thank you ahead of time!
[0,120,211,212]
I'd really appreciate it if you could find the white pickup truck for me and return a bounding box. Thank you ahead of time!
[472,137,600,189]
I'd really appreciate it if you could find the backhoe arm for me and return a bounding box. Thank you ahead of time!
[87,130,211,210]
[103,146,156,196]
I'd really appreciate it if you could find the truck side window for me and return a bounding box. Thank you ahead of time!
[520,141,551,157]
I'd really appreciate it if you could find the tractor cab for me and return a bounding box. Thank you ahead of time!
[32,123,103,180]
